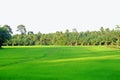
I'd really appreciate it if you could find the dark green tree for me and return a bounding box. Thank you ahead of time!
[17,25,27,35]
[0,26,11,48]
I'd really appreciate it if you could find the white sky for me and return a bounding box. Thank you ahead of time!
[0,0,120,34]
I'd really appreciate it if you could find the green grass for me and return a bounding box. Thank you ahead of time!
[0,46,120,80]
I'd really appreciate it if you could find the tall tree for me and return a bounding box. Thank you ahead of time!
[3,25,13,34]
[0,26,11,48]
[17,25,27,35]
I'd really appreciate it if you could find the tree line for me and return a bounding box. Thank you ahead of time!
[0,24,120,47]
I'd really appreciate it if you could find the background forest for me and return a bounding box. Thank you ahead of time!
[0,24,120,47]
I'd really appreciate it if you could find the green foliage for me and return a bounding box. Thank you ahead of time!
[3,25,13,34]
[0,26,11,47]
[17,25,27,35]
[2,25,120,47]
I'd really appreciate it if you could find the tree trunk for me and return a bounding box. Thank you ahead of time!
[0,41,1,48]
[0,44,1,48]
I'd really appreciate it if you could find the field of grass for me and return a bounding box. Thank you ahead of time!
[0,46,120,80]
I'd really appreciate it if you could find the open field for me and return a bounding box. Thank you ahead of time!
[0,46,120,80]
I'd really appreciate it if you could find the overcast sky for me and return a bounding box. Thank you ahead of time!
[0,0,120,34]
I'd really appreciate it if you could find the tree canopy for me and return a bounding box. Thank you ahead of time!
[17,25,26,35]
[0,24,120,47]
[0,26,12,47]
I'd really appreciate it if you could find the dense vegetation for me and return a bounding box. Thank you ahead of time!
[0,25,12,47]
[0,24,120,47]
[0,46,120,80]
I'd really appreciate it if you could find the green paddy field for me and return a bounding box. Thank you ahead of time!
[0,46,120,80]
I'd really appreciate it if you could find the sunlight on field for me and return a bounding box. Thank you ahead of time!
[41,55,120,63]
